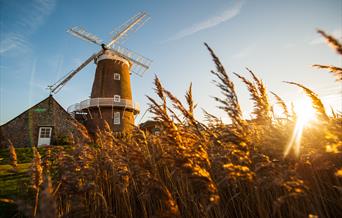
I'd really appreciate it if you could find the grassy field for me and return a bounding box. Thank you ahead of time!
[0,146,68,217]
[0,163,31,218]
[0,147,66,165]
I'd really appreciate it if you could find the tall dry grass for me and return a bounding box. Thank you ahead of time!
[313,29,342,81]
[11,30,342,218]
[8,139,18,171]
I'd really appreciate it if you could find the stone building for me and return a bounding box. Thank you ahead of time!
[0,95,89,148]
[139,120,162,134]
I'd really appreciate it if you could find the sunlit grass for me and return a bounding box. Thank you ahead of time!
[1,29,341,218]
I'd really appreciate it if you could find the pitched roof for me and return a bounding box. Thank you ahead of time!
[0,95,69,127]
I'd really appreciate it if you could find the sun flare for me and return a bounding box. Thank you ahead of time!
[284,97,316,157]
[293,97,317,125]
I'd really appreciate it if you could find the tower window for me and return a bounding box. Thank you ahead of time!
[114,112,120,125]
[114,95,121,102]
[114,73,120,80]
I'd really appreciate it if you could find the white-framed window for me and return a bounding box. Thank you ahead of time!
[39,127,52,138]
[114,73,120,80]
[114,112,120,125]
[114,95,121,102]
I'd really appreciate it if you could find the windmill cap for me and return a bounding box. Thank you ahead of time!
[96,50,131,67]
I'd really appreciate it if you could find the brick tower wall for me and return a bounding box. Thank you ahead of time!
[84,50,136,134]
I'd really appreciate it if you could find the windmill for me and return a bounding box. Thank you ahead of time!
[48,12,151,135]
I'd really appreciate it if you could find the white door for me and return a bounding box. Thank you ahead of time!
[37,127,52,146]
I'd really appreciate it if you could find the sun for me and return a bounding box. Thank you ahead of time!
[284,96,316,157]
[293,97,317,125]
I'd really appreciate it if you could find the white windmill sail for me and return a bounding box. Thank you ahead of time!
[48,11,151,94]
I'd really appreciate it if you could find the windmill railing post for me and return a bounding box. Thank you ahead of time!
[67,98,140,114]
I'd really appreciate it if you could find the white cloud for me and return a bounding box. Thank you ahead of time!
[0,0,56,55]
[310,28,342,45]
[0,33,31,54]
[163,0,243,42]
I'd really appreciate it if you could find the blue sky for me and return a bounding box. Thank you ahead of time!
[1,0,341,125]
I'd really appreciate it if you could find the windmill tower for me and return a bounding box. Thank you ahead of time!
[48,12,151,135]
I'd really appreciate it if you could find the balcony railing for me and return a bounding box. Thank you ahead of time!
[67,98,140,114]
